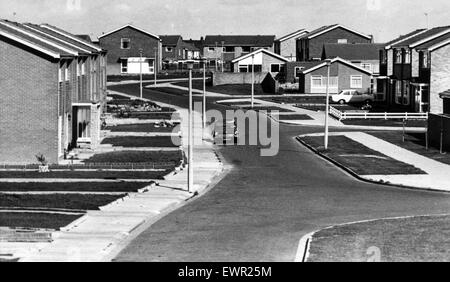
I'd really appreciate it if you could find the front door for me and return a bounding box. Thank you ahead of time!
[72,106,91,147]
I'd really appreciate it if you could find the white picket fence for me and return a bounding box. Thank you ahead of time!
[329,106,428,121]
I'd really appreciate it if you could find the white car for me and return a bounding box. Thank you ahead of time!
[331,90,374,104]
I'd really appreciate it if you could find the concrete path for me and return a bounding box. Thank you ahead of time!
[301,131,450,192]
[147,82,231,97]
[13,91,226,262]
[107,77,205,86]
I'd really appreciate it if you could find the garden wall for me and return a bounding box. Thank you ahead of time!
[428,113,450,151]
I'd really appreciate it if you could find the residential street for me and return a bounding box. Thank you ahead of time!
[110,83,450,262]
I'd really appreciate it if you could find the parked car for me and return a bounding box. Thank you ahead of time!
[331,90,374,104]
[213,119,239,145]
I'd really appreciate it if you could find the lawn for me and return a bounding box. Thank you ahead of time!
[172,81,268,96]
[0,171,168,179]
[0,182,154,192]
[0,194,126,211]
[84,150,183,164]
[261,96,326,104]
[276,114,313,121]
[121,112,180,120]
[299,135,426,175]
[342,119,427,128]
[307,215,450,262]
[0,212,83,230]
[106,123,178,133]
[153,87,189,96]
[368,131,450,166]
[101,136,181,148]
[107,72,206,82]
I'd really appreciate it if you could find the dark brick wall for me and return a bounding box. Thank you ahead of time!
[299,27,372,60]
[0,38,59,164]
[99,27,161,74]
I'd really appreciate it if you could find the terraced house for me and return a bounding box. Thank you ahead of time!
[160,35,201,70]
[202,35,276,72]
[0,20,107,164]
[380,26,450,113]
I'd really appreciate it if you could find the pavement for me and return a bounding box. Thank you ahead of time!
[109,83,450,262]
[10,90,226,262]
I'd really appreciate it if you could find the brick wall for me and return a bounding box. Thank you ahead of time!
[430,45,450,114]
[279,39,297,61]
[0,38,59,164]
[99,27,161,75]
[212,72,269,86]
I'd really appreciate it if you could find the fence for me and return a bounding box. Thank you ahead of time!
[0,162,179,171]
[329,106,429,121]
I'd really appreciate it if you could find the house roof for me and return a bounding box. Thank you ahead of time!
[181,40,200,51]
[391,26,450,48]
[384,29,427,49]
[160,35,182,46]
[203,35,275,47]
[297,24,372,40]
[98,24,160,41]
[231,48,288,63]
[275,29,308,42]
[322,43,384,60]
[40,23,104,52]
[415,32,450,51]
[0,20,77,58]
[76,34,92,42]
[301,57,373,75]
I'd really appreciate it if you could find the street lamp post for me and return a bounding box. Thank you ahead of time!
[215,42,218,72]
[201,57,207,130]
[324,59,332,150]
[186,60,195,193]
[251,54,255,108]
[221,41,225,72]
[139,48,143,99]
[154,47,158,87]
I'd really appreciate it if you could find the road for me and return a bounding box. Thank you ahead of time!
[109,83,450,262]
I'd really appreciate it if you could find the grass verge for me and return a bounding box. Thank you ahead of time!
[84,150,183,164]
[106,123,178,133]
[0,182,154,192]
[342,119,427,127]
[0,171,169,179]
[101,136,181,148]
[0,194,126,211]
[0,212,83,230]
[307,215,450,262]
[276,114,313,121]
[172,81,268,95]
[299,135,426,175]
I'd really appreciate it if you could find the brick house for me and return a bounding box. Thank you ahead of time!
[274,29,308,62]
[98,24,161,76]
[379,26,450,113]
[0,20,107,164]
[321,43,384,96]
[202,35,275,72]
[297,57,372,94]
[296,24,373,61]
[160,35,201,71]
[230,48,288,74]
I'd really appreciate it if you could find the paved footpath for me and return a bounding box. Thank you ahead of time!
[17,92,225,262]
[301,131,450,192]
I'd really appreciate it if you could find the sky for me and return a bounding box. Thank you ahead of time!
[0,0,449,42]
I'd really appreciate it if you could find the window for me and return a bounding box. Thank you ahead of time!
[421,51,429,68]
[165,47,173,52]
[148,59,155,73]
[121,59,128,73]
[395,81,402,104]
[311,76,322,87]
[81,61,86,75]
[224,46,235,53]
[271,64,281,72]
[294,66,304,77]
[350,75,363,88]
[121,38,130,49]
[65,67,70,81]
[208,47,215,52]
[58,66,63,82]
[242,46,251,53]
[361,63,372,72]
[337,39,348,44]
[404,49,411,64]
[395,49,402,64]
[239,65,248,73]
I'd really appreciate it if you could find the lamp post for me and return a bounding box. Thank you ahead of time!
[186,60,195,192]
[221,41,225,72]
[201,57,207,129]
[251,54,255,108]
[153,47,158,87]
[139,48,143,99]
[215,42,218,71]
[324,59,332,150]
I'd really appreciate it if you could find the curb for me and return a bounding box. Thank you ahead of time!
[295,213,450,262]
[295,136,450,194]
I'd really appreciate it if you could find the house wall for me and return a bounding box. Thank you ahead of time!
[299,27,372,61]
[430,44,450,113]
[302,62,371,94]
[162,37,183,62]
[212,72,269,86]
[99,27,161,75]
[232,53,286,74]
[0,38,59,164]
[279,38,299,61]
